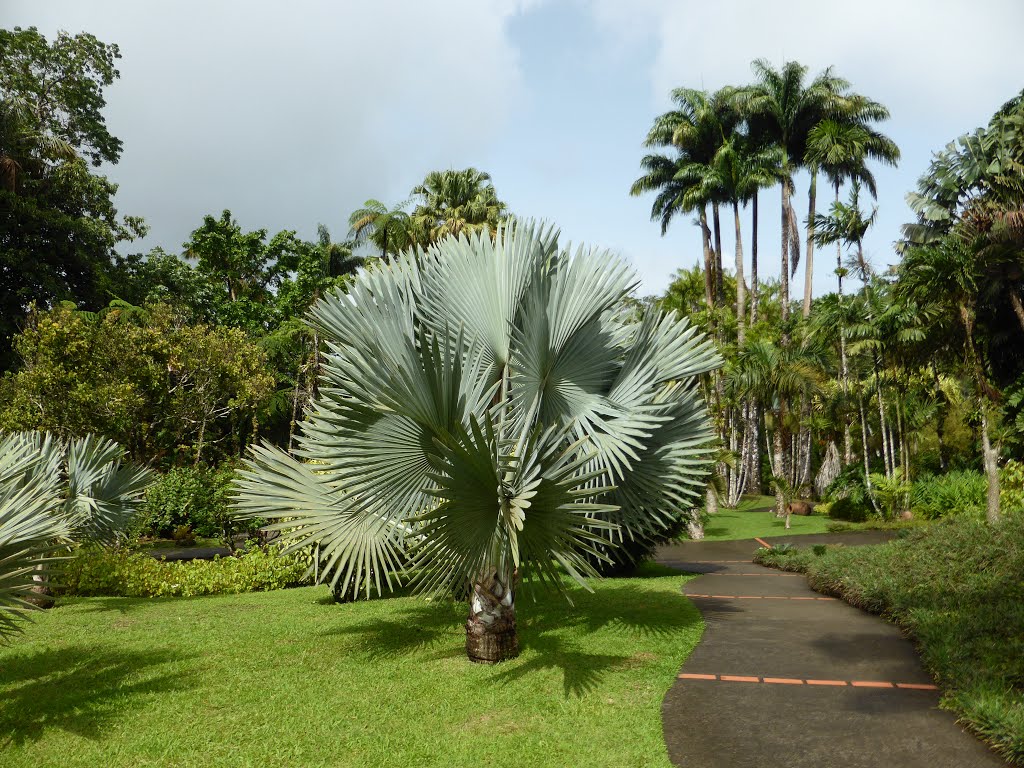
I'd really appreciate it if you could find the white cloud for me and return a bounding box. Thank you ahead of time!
[7,0,528,248]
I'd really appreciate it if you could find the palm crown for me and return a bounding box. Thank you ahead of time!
[234,221,720,662]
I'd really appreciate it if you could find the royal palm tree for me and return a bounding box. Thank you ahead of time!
[347,199,415,261]
[738,60,849,328]
[410,168,507,244]
[233,221,720,663]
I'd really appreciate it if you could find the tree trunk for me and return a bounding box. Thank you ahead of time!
[712,203,724,308]
[699,208,715,315]
[466,571,519,664]
[859,393,873,498]
[780,182,791,327]
[686,507,705,540]
[803,169,817,318]
[751,192,759,325]
[980,405,1001,524]
[734,201,746,343]
[773,402,786,518]
[1009,287,1024,334]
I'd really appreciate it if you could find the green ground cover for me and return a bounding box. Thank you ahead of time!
[702,496,831,540]
[755,517,1024,765]
[0,564,701,768]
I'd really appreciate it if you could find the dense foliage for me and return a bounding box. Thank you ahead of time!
[61,545,308,598]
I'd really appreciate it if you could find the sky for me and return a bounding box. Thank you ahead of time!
[6,0,1024,298]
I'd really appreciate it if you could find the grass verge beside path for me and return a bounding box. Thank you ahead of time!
[755,517,1024,765]
[703,495,830,541]
[0,564,701,768]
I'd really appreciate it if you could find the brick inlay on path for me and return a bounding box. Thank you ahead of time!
[677,673,938,690]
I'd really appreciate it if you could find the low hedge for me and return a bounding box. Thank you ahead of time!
[60,545,310,598]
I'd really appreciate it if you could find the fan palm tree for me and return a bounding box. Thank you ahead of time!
[409,168,507,244]
[347,199,415,261]
[0,431,152,640]
[233,221,720,663]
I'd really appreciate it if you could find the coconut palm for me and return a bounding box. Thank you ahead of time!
[233,221,720,663]
[347,199,415,261]
[410,168,508,244]
[0,431,152,640]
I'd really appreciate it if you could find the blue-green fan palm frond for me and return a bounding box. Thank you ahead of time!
[233,220,721,604]
[0,433,70,642]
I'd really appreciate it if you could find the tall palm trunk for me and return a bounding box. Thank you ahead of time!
[751,192,759,325]
[835,182,852,466]
[780,181,791,327]
[733,201,746,343]
[773,409,785,517]
[712,203,724,308]
[803,169,818,318]
[466,568,518,663]
[699,208,715,315]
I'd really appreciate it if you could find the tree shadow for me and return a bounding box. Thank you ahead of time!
[0,645,196,747]
[321,580,701,697]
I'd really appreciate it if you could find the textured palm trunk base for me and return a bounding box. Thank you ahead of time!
[465,580,519,664]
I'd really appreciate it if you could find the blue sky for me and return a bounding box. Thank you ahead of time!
[7,0,1024,297]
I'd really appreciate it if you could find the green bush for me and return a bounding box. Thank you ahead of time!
[136,464,260,543]
[1002,460,1024,515]
[60,545,309,598]
[910,470,986,519]
[828,496,871,522]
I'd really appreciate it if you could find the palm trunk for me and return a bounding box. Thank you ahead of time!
[773,414,785,517]
[780,182,791,327]
[466,569,519,663]
[803,169,817,318]
[734,201,746,343]
[751,192,759,325]
[699,208,715,315]
[859,393,875,506]
[712,203,724,308]
[980,405,1001,524]
[1010,287,1024,333]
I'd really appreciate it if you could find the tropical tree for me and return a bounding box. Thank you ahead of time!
[409,168,508,244]
[801,96,898,317]
[0,430,151,639]
[738,60,848,329]
[0,27,145,369]
[233,221,720,663]
[347,198,415,261]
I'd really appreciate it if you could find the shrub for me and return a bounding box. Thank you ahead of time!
[61,545,309,598]
[910,470,986,519]
[1002,460,1024,515]
[828,496,871,522]
[136,465,261,545]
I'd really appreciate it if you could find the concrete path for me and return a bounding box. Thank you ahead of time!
[656,533,1007,767]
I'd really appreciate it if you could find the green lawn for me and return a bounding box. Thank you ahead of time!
[702,496,831,540]
[756,517,1024,765]
[0,565,701,768]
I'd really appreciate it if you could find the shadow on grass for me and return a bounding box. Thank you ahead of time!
[0,645,196,747]
[322,580,700,697]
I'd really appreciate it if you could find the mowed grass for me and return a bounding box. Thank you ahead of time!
[0,565,701,768]
[756,517,1024,765]
[702,495,830,540]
